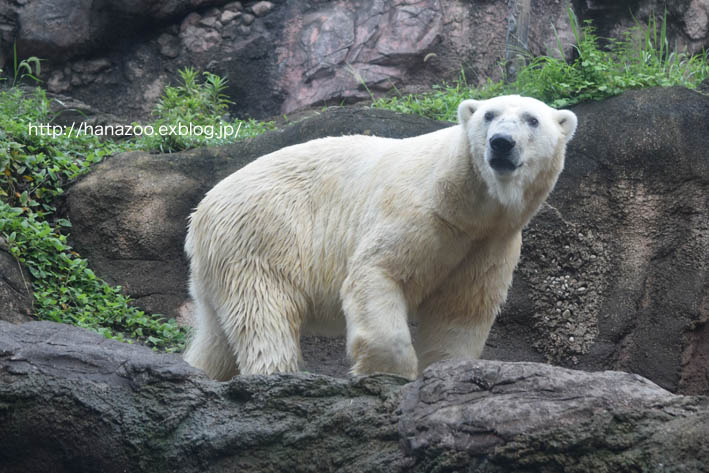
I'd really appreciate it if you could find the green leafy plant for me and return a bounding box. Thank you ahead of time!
[1,62,277,351]
[0,202,185,350]
[369,69,506,121]
[135,67,273,153]
[0,88,123,214]
[373,10,709,119]
[0,86,184,351]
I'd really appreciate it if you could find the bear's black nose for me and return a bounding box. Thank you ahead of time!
[490,134,515,153]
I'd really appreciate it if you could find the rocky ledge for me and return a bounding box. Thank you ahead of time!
[1,321,707,473]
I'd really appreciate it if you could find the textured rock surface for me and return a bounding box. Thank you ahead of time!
[0,321,408,473]
[66,88,709,395]
[3,1,709,121]
[575,0,709,54]
[4,1,708,121]
[0,237,32,324]
[1,0,569,120]
[400,359,709,473]
[1,321,708,473]
[14,0,231,58]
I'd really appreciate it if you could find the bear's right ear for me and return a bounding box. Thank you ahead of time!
[555,109,578,141]
[457,99,482,124]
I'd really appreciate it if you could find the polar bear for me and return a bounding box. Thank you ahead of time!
[183,95,577,380]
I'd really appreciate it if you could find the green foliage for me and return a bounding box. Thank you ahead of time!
[0,203,185,350]
[514,10,708,108]
[0,61,276,350]
[0,87,126,214]
[1,64,274,351]
[370,70,506,121]
[135,67,273,153]
[0,86,185,351]
[12,47,43,87]
[373,10,709,120]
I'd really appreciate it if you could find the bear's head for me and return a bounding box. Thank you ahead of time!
[457,95,577,210]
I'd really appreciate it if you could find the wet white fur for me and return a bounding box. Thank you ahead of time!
[183,95,577,380]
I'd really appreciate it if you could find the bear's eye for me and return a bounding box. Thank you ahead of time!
[527,116,539,127]
[484,111,496,122]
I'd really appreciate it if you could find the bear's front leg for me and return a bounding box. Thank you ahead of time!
[340,267,418,380]
[413,233,522,370]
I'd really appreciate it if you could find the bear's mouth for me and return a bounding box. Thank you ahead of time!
[489,157,520,173]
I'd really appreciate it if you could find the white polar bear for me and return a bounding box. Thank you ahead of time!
[183,95,577,380]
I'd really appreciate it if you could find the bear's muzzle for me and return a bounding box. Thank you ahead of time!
[488,133,520,174]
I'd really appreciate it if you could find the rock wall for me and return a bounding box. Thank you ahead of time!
[1,0,573,119]
[3,1,707,120]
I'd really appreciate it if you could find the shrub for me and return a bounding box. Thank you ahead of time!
[135,67,273,153]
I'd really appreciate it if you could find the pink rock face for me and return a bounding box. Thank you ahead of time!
[273,0,574,114]
[278,0,444,113]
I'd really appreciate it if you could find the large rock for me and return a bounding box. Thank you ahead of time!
[66,87,709,395]
[400,359,709,473]
[1,321,708,473]
[0,237,33,324]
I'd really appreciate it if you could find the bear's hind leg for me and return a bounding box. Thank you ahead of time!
[216,270,306,375]
[184,296,238,381]
[413,315,495,370]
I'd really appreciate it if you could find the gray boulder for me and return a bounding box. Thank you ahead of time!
[0,237,32,324]
[400,359,709,473]
[1,321,708,473]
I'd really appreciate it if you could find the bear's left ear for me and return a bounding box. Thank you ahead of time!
[555,110,578,141]
[458,99,482,124]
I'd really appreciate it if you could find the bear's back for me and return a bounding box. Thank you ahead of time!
[187,134,407,299]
